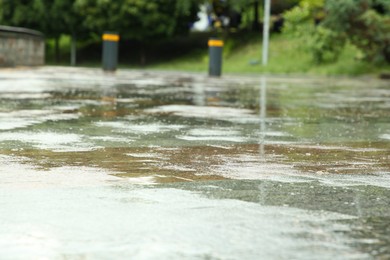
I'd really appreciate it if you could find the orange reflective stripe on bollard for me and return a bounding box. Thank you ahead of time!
[102,34,120,42]
[208,39,224,47]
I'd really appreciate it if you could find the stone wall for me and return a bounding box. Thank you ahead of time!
[0,26,45,67]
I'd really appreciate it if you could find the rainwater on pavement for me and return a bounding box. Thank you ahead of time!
[0,67,389,259]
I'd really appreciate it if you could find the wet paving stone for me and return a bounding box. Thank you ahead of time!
[0,67,389,259]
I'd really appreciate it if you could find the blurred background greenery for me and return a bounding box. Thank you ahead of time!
[0,0,389,76]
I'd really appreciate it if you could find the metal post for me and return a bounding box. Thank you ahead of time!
[208,38,224,77]
[260,0,270,157]
[262,0,271,66]
[102,32,120,71]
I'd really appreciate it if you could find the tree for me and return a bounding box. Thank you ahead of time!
[0,0,86,65]
[284,0,390,64]
[75,0,201,40]
[322,0,390,63]
[74,0,202,65]
[283,0,335,63]
[209,0,299,31]
[44,0,86,66]
[1,0,202,65]
[0,0,44,29]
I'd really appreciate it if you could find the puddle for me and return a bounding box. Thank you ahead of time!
[0,155,120,189]
[0,132,98,152]
[147,105,259,123]
[0,67,389,259]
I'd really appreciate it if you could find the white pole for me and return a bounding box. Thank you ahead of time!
[262,0,271,66]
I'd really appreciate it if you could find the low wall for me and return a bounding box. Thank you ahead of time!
[0,26,45,67]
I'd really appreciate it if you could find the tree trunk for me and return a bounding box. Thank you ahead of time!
[55,37,60,64]
[70,34,77,66]
[384,45,390,64]
[252,0,260,31]
[140,44,146,66]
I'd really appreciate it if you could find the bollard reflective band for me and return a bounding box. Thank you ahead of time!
[102,34,120,42]
[208,39,224,47]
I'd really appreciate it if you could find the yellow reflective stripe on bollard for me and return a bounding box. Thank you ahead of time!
[208,40,224,47]
[102,34,120,42]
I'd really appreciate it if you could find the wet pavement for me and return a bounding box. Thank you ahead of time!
[0,67,389,259]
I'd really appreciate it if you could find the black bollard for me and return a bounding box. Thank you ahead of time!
[102,32,120,71]
[208,38,224,77]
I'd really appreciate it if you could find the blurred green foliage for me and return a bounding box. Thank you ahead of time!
[323,0,390,63]
[283,0,390,64]
[1,0,388,69]
[283,0,324,35]
[223,0,299,14]
[0,0,202,41]
[0,0,202,64]
[74,0,201,40]
[0,0,85,38]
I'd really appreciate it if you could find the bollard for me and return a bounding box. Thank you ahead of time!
[102,32,120,71]
[208,38,224,77]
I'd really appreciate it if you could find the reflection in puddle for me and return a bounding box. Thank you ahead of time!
[0,132,95,152]
[380,134,390,140]
[0,155,120,189]
[147,105,258,123]
[0,68,389,258]
[0,110,79,130]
